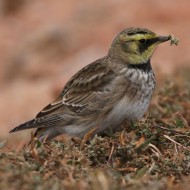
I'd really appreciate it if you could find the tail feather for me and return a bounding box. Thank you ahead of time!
[10,114,63,133]
[9,119,38,133]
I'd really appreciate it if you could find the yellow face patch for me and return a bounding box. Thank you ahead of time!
[117,33,160,64]
[120,33,157,42]
[110,29,171,65]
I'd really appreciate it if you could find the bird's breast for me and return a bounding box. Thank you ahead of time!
[107,68,155,124]
[122,68,156,120]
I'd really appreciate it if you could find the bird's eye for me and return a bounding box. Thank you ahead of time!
[139,39,146,44]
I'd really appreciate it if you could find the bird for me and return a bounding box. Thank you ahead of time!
[10,27,171,142]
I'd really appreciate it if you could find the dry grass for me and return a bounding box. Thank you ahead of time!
[0,68,190,190]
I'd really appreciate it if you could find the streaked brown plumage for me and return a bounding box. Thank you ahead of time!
[10,27,171,141]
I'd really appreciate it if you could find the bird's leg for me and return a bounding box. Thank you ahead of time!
[71,137,82,145]
[101,127,114,137]
[80,127,98,150]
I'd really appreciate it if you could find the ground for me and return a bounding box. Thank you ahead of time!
[0,1,190,189]
[1,69,190,189]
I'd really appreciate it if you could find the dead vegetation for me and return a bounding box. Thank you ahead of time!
[0,68,190,190]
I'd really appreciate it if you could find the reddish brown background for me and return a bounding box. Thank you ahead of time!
[0,0,189,142]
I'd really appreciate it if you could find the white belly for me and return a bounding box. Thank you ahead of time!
[100,70,155,131]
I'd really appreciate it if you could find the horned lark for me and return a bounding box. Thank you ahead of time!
[10,27,175,141]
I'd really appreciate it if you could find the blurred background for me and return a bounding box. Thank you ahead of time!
[0,0,189,143]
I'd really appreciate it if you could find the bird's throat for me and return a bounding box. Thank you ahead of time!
[127,59,152,73]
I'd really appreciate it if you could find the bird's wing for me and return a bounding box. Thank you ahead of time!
[10,57,122,132]
[36,57,117,117]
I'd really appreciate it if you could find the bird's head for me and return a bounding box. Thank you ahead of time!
[109,27,171,65]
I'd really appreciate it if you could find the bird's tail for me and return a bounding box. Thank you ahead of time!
[9,119,38,133]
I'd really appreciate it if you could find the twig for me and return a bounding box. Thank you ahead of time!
[136,135,157,153]
[164,135,186,149]
[155,125,185,135]
[149,143,163,156]
[147,162,155,174]
[108,143,115,163]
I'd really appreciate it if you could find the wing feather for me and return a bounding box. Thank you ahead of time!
[10,57,120,132]
[37,56,116,117]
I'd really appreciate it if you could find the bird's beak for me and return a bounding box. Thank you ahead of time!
[157,35,171,44]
